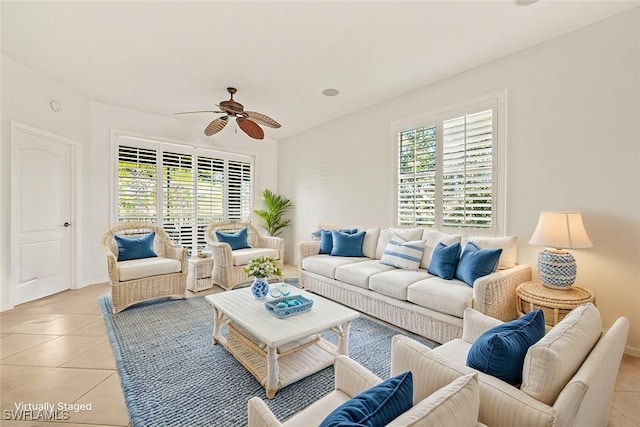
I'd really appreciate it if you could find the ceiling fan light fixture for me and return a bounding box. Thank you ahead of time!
[322,88,340,97]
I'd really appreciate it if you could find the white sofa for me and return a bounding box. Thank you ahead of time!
[248,343,486,427]
[400,304,629,427]
[299,227,532,343]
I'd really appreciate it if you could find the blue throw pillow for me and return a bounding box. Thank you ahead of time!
[320,228,359,254]
[427,242,461,279]
[320,371,413,427]
[215,228,251,250]
[115,232,157,262]
[455,242,503,287]
[466,310,545,386]
[331,230,366,257]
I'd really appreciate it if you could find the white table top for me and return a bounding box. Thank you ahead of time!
[205,285,359,348]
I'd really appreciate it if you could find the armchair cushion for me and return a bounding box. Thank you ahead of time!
[232,248,279,266]
[320,371,413,427]
[466,309,545,386]
[117,257,182,282]
[387,372,479,427]
[215,228,251,250]
[115,232,157,261]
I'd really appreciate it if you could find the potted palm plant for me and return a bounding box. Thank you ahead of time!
[254,189,292,237]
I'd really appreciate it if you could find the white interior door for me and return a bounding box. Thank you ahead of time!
[12,124,75,305]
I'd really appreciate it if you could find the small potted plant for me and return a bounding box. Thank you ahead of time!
[245,256,283,299]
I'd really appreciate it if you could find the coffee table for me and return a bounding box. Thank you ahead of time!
[205,286,359,398]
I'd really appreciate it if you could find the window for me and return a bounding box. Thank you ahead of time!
[114,134,254,251]
[395,96,504,234]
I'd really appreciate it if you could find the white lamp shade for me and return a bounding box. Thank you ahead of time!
[529,211,593,249]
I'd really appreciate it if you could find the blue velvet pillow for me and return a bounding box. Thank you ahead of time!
[115,232,157,262]
[455,242,503,287]
[215,228,251,250]
[320,228,359,254]
[427,242,461,279]
[466,310,545,386]
[331,230,366,257]
[320,371,413,427]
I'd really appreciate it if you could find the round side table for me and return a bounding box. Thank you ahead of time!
[516,281,595,328]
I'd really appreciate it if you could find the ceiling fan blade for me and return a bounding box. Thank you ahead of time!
[236,117,264,140]
[205,116,229,136]
[174,110,222,115]
[244,111,281,129]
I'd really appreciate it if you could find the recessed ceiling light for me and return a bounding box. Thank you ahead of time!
[322,88,340,97]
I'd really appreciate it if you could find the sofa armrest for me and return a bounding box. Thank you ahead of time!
[208,242,234,268]
[472,264,532,321]
[461,308,504,344]
[334,355,382,397]
[256,235,284,260]
[247,397,283,427]
[298,241,320,263]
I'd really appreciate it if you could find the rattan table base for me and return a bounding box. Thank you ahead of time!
[516,281,595,327]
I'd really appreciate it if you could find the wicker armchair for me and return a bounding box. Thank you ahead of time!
[102,222,187,314]
[204,222,283,290]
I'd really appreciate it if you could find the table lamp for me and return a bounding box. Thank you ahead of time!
[528,211,593,290]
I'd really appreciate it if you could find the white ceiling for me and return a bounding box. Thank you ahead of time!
[2,1,639,140]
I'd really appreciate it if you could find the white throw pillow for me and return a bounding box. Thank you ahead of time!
[380,235,426,271]
[462,236,517,270]
[387,373,480,427]
[521,303,602,405]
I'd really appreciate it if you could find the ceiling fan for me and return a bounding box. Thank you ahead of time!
[174,87,281,140]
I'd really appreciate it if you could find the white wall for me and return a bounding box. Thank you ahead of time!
[278,10,640,353]
[0,54,279,307]
[85,103,279,285]
[0,54,91,310]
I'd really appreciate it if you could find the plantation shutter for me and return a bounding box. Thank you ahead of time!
[397,125,437,227]
[196,156,225,249]
[117,145,158,223]
[162,151,195,248]
[442,109,494,229]
[228,160,253,222]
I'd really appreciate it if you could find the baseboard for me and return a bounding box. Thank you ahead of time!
[625,345,640,357]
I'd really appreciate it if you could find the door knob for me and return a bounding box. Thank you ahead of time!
[63,222,70,227]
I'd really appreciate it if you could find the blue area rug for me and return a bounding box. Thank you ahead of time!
[100,294,437,427]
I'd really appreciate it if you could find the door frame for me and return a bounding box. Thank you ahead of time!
[10,121,81,308]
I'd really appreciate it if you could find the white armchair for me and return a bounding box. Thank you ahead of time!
[101,222,187,314]
[204,222,283,290]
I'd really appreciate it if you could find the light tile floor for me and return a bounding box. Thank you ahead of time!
[1,264,638,426]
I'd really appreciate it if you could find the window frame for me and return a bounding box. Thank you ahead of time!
[110,131,255,251]
[390,92,507,236]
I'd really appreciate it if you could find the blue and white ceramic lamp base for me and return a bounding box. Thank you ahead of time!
[538,250,576,290]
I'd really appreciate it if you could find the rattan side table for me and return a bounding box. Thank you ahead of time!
[516,281,595,328]
[187,256,214,292]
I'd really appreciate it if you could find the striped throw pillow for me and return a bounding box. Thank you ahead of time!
[380,235,425,271]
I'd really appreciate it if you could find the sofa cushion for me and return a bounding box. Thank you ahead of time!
[387,373,479,427]
[118,256,181,281]
[462,236,517,270]
[320,371,413,427]
[380,235,425,271]
[302,255,368,279]
[331,230,366,257]
[407,277,473,318]
[115,232,157,261]
[421,230,461,270]
[454,242,502,287]
[362,228,381,259]
[521,303,602,405]
[427,242,461,280]
[215,228,251,250]
[232,247,279,266]
[466,310,545,386]
[335,260,395,289]
[369,269,432,301]
[375,228,424,259]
